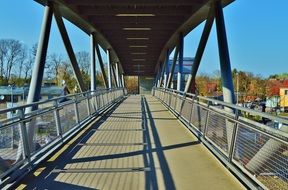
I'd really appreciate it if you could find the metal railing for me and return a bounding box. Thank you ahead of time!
[0,88,124,187]
[152,87,288,190]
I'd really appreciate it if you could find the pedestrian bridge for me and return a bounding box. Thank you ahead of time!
[0,88,287,190]
[12,95,244,190]
[0,0,288,189]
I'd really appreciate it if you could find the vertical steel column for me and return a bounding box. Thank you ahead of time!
[215,0,235,153]
[53,100,62,138]
[53,7,86,92]
[163,49,170,89]
[27,5,53,105]
[154,67,161,87]
[90,33,97,92]
[215,0,235,104]
[26,5,53,153]
[157,62,164,87]
[95,44,108,88]
[111,63,118,87]
[107,49,112,89]
[177,33,184,91]
[18,109,31,163]
[115,62,120,87]
[121,74,125,88]
[167,45,179,89]
[184,2,215,93]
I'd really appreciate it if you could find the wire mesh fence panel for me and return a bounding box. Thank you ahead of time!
[108,92,112,102]
[77,100,89,123]
[171,94,177,110]
[175,96,182,113]
[89,96,97,114]
[0,124,23,177]
[233,124,288,190]
[167,93,172,107]
[59,104,77,134]
[104,93,108,105]
[30,111,58,152]
[38,101,54,110]
[159,91,163,100]
[154,90,158,98]
[206,111,232,155]
[163,92,168,103]
[97,95,102,109]
[190,104,208,133]
[181,99,192,122]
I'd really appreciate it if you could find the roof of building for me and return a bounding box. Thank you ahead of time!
[0,86,63,96]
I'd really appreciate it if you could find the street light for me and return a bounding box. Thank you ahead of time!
[8,84,14,148]
[236,72,239,105]
[8,84,13,108]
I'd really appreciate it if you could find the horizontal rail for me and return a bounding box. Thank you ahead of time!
[0,88,125,187]
[152,87,288,190]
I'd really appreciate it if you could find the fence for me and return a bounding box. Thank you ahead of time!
[0,88,124,186]
[153,87,288,190]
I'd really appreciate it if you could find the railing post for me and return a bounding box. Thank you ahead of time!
[228,110,239,162]
[179,92,186,117]
[53,100,62,138]
[86,92,91,116]
[203,101,211,136]
[188,94,196,124]
[18,109,31,163]
[74,97,80,124]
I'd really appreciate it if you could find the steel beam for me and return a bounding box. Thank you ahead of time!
[215,0,235,104]
[158,62,165,87]
[107,49,112,88]
[95,44,108,88]
[215,0,235,153]
[163,49,170,89]
[27,5,53,105]
[177,33,184,91]
[115,62,120,87]
[26,4,53,153]
[167,45,179,88]
[111,63,118,87]
[53,6,86,92]
[90,33,97,91]
[121,74,125,88]
[184,2,215,93]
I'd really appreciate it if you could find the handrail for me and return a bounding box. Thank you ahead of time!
[0,88,125,187]
[155,87,288,128]
[0,88,123,114]
[152,87,288,190]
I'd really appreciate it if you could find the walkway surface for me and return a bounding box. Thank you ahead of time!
[16,95,245,190]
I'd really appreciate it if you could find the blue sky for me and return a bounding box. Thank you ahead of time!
[0,0,287,77]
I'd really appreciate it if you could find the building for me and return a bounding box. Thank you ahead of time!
[0,85,63,104]
[279,87,288,111]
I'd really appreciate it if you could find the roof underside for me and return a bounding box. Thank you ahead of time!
[36,0,233,76]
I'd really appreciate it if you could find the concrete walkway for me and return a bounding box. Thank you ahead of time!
[16,95,245,190]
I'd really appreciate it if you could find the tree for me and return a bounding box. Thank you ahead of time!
[76,51,90,74]
[22,44,37,82]
[48,53,63,85]
[0,39,26,85]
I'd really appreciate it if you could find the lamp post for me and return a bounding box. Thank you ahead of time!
[236,72,239,105]
[8,84,13,108]
[8,84,14,148]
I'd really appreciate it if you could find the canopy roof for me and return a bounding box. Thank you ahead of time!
[36,0,233,76]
